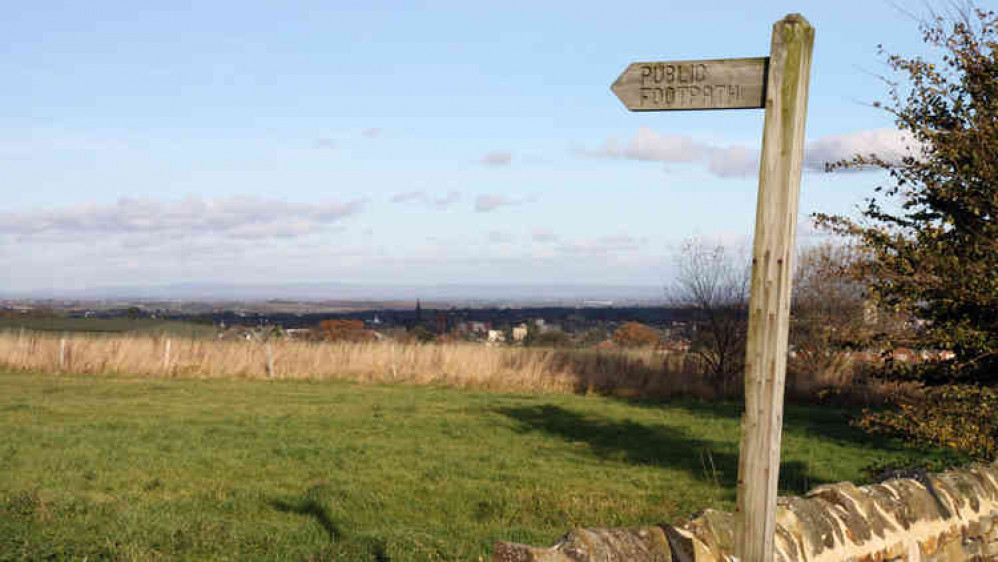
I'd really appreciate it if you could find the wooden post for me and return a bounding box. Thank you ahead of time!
[163,338,172,372]
[59,337,67,370]
[734,14,814,562]
[391,343,398,379]
[265,342,275,378]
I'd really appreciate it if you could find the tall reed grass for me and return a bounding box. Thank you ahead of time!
[0,332,714,399]
[0,331,919,405]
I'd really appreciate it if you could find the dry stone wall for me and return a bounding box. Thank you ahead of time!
[494,461,998,561]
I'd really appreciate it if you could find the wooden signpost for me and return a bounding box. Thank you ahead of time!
[611,57,768,111]
[611,14,814,562]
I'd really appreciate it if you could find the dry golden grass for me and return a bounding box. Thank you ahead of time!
[0,331,714,399]
[0,331,920,406]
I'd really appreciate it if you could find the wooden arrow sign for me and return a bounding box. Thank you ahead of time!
[611,57,768,111]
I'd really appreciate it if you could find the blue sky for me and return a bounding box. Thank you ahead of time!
[0,0,949,294]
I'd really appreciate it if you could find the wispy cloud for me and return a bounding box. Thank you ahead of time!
[474,194,533,213]
[362,127,383,139]
[1,196,366,241]
[391,190,462,209]
[531,228,559,243]
[481,151,513,167]
[556,234,646,255]
[391,191,426,204]
[313,138,337,149]
[432,191,461,209]
[579,129,703,163]
[577,127,920,178]
[486,230,515,244]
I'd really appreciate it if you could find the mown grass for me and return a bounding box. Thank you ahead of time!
[0,371,963,561]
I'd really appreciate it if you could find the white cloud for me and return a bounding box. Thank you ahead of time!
[578,127,921,178]
[0,195,366,241]
[582,128,704,162]
[707,145,759,178]
[804,128,920,171]
[481,151,513,166]
[578,127,757,178]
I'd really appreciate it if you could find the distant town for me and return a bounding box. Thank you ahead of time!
[0,296,698,351]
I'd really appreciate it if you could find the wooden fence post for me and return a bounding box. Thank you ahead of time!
[391,343,398,379]
[59,337,67,370]
[734,14,814,562]
[265,342,275,378]
[163,338,172,372]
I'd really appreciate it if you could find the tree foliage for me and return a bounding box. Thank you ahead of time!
[815,7,998,383]
[856,384,998,461]
[318,319,374,343]
[612,322,660,349]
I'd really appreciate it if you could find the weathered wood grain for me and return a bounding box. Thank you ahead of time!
[734,13,814,562]
[611,57,767,111]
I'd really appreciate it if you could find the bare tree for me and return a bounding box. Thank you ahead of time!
[670,239,750,397]
[789,242,867,390]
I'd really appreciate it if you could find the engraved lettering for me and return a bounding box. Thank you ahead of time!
[614,59,766,110]
[640,65,652,86]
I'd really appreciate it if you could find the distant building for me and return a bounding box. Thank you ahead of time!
[660,339,691,353]
[487,330,505,345]
[284,328,312,340]
[512,323,528,342]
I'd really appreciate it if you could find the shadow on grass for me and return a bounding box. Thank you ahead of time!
[495,404,820,496]
[269,497,342,541]
[269,492,392,561]
[611,395,906,452]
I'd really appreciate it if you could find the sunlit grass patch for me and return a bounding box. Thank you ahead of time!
[0,371,961,561]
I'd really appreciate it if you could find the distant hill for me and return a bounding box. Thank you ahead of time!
[6,282,666,306]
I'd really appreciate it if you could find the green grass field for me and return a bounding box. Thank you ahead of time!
[0,371,961,561]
